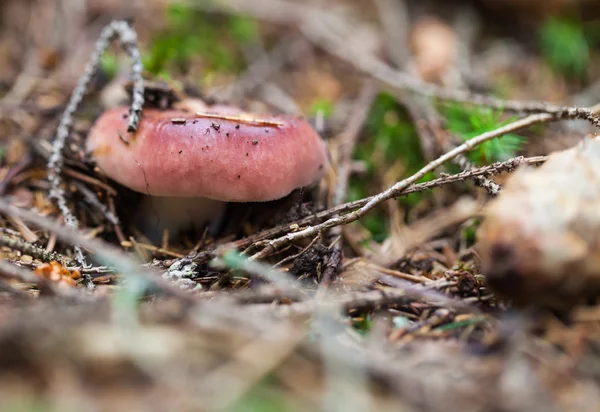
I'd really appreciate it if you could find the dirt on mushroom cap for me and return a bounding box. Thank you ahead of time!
[86,107,329,201]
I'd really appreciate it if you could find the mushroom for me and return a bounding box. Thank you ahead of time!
[86,104,329,240]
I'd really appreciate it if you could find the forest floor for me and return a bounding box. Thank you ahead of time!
[2,1,600,411]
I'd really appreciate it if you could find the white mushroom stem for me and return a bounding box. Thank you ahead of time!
[138,196,227,241]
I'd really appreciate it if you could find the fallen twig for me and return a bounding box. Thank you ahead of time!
[180,155,544,267]
[47,20,144,276]
[0,232,67,264]
[248,286,480,318]
[251,116,554,259]
[0,199,196,304]
[321,81,378,286]
[209,0,600,127]
[72,181,120,226]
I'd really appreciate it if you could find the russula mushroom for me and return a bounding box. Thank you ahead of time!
[86,104,329,239]
[477,136,600,310]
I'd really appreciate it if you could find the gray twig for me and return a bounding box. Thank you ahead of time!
[207,0,600,127]
[298,10,600,127]
[0,233,67,264]
[452,152,501,195]
[321,81,378,286]
[47,20,144,277]
[0,200,196,304]
[177,154,545,267]
[252,113,555,259]
[72,181,120,226]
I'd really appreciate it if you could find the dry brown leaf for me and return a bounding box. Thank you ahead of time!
[34,261,80,288]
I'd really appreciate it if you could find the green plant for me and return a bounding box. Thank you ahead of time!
[443,103,524,165]
[143,4,259,77]
[539,17,590,78]
[361,93,425,176]
[99,52,119,79]
[0,399,56,412]
[352,314,373,335]
[308,98,334,119]
[228,15,260,44]
[347,93,436,241]
[434,317,485,332]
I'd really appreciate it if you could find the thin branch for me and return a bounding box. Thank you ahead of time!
[249,284,481,318]
[0,200,196,304]
[321,81,378,286]
[452,150,501,195]
[297,7,600,126]
[373,0,411,68]
[180,155,544,267]
[214,34,310,103]
[203,0,600,128]
[273,235,321,268]
[0,233,67,264]
[252,114,555,258]
[47,20,144,274]
[209,0,600,127]
[72,181,120,226]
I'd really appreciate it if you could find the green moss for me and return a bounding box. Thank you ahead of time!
[0,399,57,412]
[442,103,524,165]
[361,93,425,175]
[144,4,258,77]
[346,92,437,240]
[539,17,590,78]
[228,15,260,43]
[99,52,118,79]
[461,219,480,246]
[435,317,485,332]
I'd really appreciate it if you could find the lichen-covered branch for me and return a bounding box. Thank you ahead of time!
[0,233,66,263]
[47,20,144,276]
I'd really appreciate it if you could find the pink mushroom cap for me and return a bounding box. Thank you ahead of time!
[86,106,330,202]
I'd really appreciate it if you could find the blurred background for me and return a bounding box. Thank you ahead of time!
[4,0,600,240]
[2,0,600,411]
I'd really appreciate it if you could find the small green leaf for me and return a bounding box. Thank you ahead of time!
[462,219,480,245]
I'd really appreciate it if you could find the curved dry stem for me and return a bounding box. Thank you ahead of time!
[47,20,144,279]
